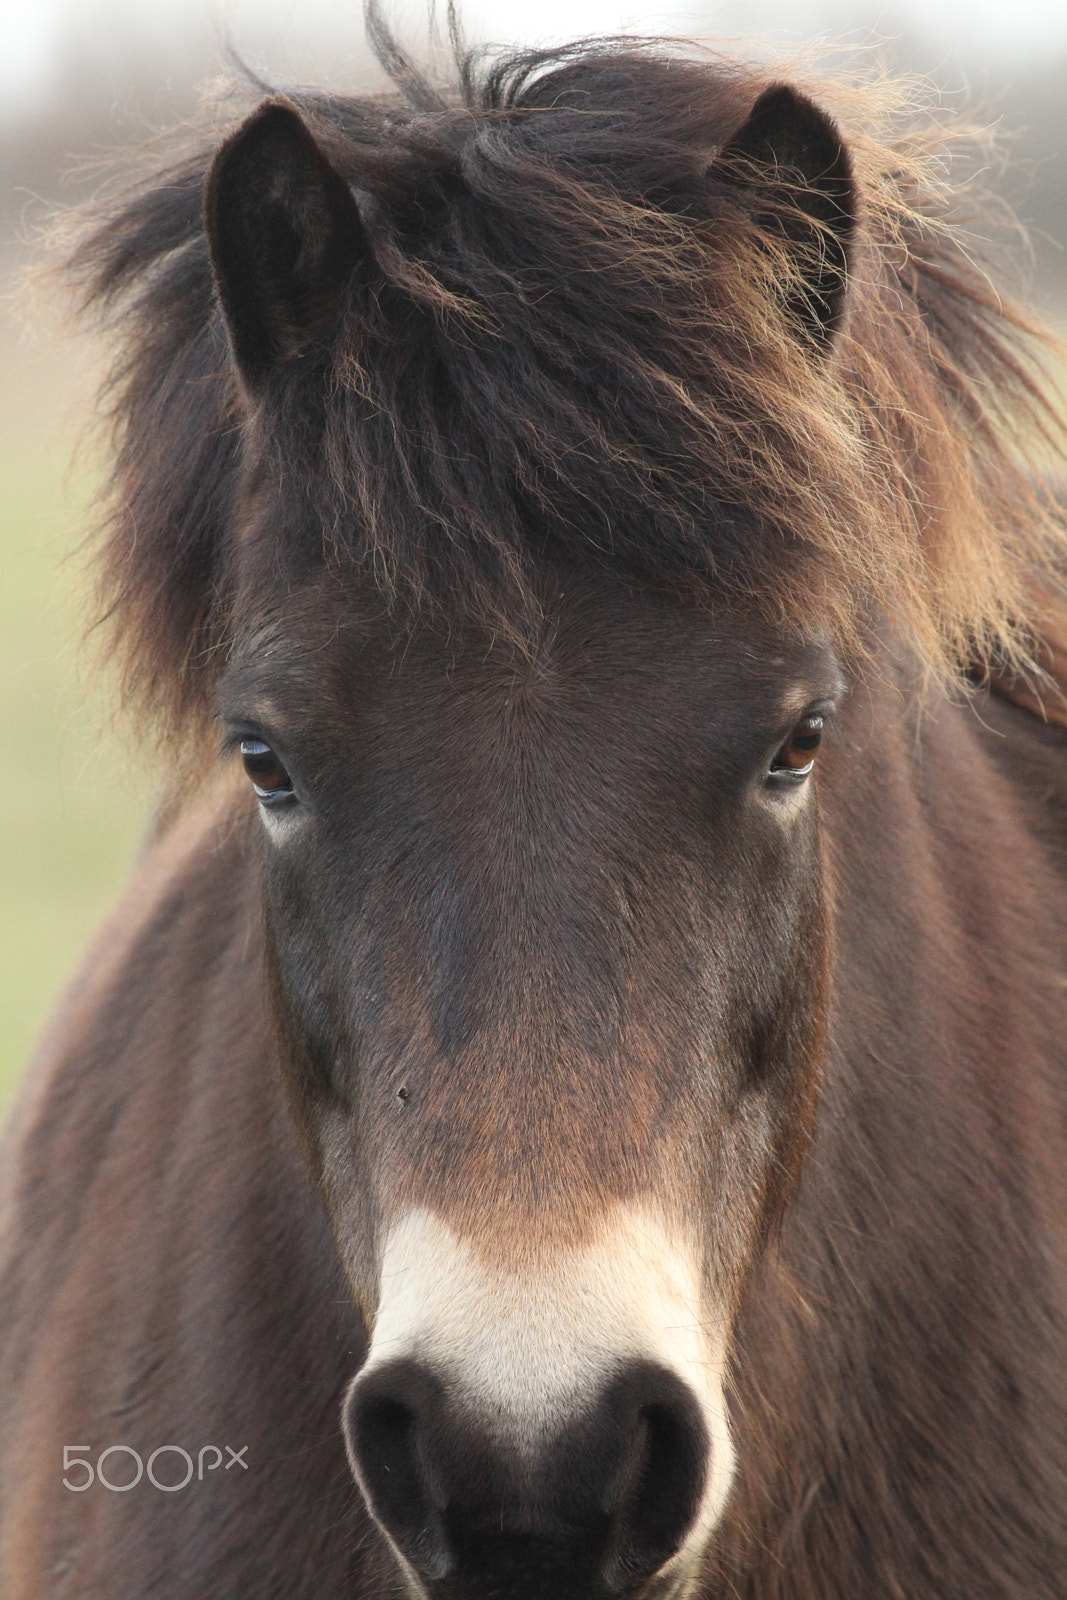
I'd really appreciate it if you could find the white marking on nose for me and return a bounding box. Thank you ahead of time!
[362,1204,736,1563]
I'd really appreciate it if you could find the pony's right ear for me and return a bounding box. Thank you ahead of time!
[205,102,367,392]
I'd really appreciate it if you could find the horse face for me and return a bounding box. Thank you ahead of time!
[219,571,839,1598]
[203,67,856,1600]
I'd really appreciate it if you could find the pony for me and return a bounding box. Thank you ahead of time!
[3,16,1067,1598]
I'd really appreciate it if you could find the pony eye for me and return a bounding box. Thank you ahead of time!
[770,714,824,779]
[239,738,294,802]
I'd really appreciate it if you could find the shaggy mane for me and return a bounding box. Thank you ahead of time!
[55,16,1067,737]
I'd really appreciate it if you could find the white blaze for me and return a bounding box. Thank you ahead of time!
[361,1202,736,1569]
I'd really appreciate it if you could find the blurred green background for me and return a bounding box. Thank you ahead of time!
[1,0,1066,1117]
[0,309,149,1108]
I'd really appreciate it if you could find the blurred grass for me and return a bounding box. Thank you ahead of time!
[0,303,150,1113]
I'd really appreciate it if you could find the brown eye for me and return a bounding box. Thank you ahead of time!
[770,714,824,779]
[240,738,294,802]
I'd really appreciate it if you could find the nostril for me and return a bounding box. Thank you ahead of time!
[600,1369,709,1591]
[343,1362,455,1580]
[350,1394,422,1528]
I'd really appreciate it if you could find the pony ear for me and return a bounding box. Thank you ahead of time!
[205,102,366,391]
[716,84,856,349]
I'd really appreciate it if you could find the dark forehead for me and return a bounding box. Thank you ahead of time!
[220,570,841,736]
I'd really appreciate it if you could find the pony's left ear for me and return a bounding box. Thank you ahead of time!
[715,84,856,350]
[205,101,367,392]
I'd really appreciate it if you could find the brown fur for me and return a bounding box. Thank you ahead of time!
[4,17,1067,1600]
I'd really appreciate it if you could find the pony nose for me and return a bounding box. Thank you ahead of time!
[343,1356,710,1596]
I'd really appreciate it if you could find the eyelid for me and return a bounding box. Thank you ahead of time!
[220,722,286,761]
[776,699,838,743]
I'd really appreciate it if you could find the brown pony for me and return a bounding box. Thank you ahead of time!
[3,16,1067,1598]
